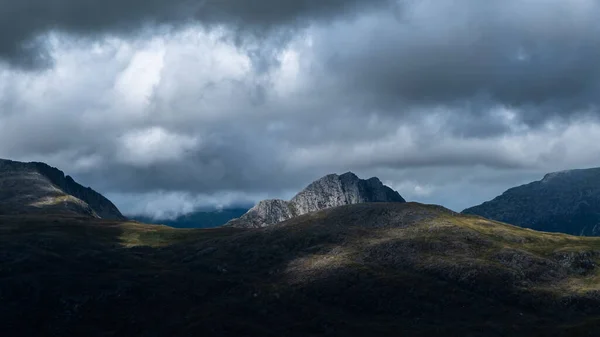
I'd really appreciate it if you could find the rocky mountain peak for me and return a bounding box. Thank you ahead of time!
[339,171,360,180]
[227,172,405,228]
[0,158,125,220]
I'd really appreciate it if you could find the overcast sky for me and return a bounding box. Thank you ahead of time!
[2,0,600,219]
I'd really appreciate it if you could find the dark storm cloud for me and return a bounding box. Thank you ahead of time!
[307,0,600,124]
[0,0,391,68]
[3,0,600,217]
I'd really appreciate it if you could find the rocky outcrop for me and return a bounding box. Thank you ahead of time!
[0,159,125,220]
[462,167,600,236]
[226,172,405,228]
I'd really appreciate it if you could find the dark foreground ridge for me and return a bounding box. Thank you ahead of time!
[227,171,405,228]
[2,202,600,336]
[0,158,125,220]
[463,167,600,236]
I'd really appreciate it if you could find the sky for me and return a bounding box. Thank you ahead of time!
[2,0,600,219]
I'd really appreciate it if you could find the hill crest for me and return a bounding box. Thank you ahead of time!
[463,166,600,236]
[0,158,125,220]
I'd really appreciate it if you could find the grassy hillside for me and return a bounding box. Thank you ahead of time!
[2,203,600,336]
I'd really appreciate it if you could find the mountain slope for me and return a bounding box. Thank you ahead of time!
[463,168,600,236]
[2,203,600,336]
[227,172,405,228]
[0,159,125,220]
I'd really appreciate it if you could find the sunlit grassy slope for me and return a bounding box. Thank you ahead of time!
[2,203,600,336]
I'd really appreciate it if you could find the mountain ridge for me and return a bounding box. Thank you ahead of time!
[463,167,600,236]
[226,172,405,228]
[0,158,125,220]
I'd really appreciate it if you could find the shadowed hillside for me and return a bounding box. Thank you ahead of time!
[464,167,600,236]
[0,159,125,220]
[2,203,600,336]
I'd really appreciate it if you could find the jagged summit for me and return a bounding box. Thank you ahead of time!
[226,172,405,228]
[0,158,125,220]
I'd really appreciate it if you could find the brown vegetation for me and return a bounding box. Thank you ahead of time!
[2,203,600,336]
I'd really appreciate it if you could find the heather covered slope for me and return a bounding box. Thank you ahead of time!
[0,159,124,220]
[3,203,600,336]
[463,168,600,236]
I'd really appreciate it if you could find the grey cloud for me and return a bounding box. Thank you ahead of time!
[0,0,392,68]
[359,166,546,212]
[306,0,600,124]
[4,1,600,217]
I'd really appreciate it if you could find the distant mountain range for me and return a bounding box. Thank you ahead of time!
[0,159,125,220]
[463,168,600,236]
[131,208,249,228]
[226,172,405,228]
[6,156,600,237]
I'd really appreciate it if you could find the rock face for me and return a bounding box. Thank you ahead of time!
[227,172,405,228]
[462,168,600,236]
[0,159,125,220]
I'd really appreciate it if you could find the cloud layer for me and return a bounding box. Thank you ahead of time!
[2,0,600,217]
[0,0,391,68]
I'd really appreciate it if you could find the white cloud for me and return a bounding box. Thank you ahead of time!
[114,40,165,111]
[109,190,269,220]
[387,180,435,198]
[117,127,200,166]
